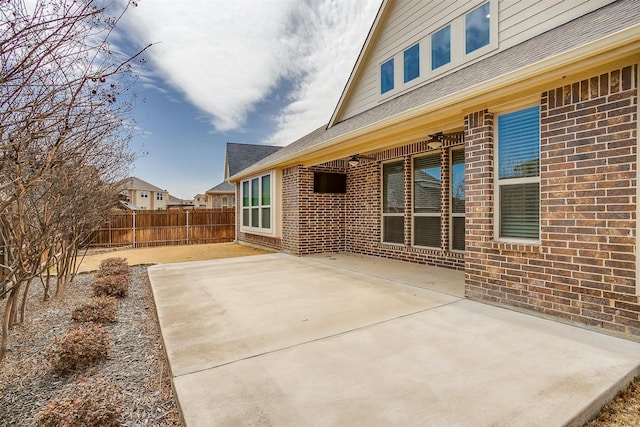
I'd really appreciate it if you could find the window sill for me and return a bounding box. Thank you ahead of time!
[240,227,275,237]
[490,241,542,254]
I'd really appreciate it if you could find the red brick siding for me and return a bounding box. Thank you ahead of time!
[264,142,467,269]
[345,141,465,270]
[281,166,301,254]
[465,65,639,336]
[282,163,347,255]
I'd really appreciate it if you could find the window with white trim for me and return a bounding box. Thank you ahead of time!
[496,106,540,240]
[241,173,272,232]
[379,1,496,97]
[222,195,228,207]
[450,148,465,251]
[140,191,148,198]
[380,58,394,94]
[431,25,451,70]
[465,2,490,54]
[413,153,441,248]
[156,192,163,201]
[404,43,420,83]
[382,160,404,244]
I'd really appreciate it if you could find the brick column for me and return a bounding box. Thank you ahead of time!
[464,110,495,298]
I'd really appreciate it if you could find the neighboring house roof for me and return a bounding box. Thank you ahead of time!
[122,176,166,193]
[225,142,281,178]
[229,0,640,181]
[206,181,235,194]
[413,171,441,212]
[167,194,192,205]
[119,200,141,210]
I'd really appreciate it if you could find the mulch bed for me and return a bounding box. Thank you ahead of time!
[0,266,182,426]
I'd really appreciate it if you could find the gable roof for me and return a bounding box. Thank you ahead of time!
[229,0,640,181]
[328,0,389,128]
[206,181,235,194]
[225,143,282,178]
[122,177,166,193]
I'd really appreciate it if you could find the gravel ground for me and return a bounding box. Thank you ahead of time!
[0,266,182,426]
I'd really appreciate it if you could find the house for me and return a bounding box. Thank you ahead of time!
[166,194,194,209]
[121,177,170,210]
[193,194,207,209]
[228,0,640,338]
[205,181,236,208]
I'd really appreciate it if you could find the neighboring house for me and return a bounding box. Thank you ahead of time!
[229,0,640,338]
[193,194,207,209]
[121,177,169,210]
[205,181,236,208]
[166,195,194,209]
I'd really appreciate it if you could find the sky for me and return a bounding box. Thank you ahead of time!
[111,0,382,200]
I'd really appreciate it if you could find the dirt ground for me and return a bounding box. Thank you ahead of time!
[77,243,270,272]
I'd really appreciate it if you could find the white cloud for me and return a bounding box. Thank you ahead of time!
[118,0,381,141]
[267,0,382,145]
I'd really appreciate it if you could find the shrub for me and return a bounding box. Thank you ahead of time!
[96,257,129,277]
[36,376,122,427]
[92,274,129,298]
[71,296,118,324]
[46,323,110,374]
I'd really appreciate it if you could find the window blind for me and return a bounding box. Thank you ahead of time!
[413,154,441,213]
[383,161,404,213]
[498,106,540,179]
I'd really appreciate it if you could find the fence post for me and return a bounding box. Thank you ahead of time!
[186,210,189,245]
[132,211,136,248]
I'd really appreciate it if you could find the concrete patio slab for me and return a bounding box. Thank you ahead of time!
[148,253,640,427]
[149,253,459,377]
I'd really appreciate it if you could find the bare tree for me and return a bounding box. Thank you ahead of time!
[0,0,149,360]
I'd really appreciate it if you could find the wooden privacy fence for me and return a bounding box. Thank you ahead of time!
[89,209,235,248]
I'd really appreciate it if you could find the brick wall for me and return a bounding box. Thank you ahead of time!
[251,142,467,269]
[345,141,465,270]
[208,193,235,209]
[282,163,347,255]
[466,64,639,336]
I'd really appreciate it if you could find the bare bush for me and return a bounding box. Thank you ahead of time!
[92,275,129,298]
[96,257,130,277]
[71,296,118,324]
[46,323,111,374]
[36,376,122,427]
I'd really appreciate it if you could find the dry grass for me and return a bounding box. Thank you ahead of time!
[585,377,640,426]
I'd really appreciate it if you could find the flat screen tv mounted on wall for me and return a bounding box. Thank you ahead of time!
[313,172,347,194]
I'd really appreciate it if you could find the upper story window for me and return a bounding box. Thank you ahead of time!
[466,2,490,54]
[222,195,228,207]
[140,191,148,198]
[241,173,272,233]
[156,192,163,201]
[431,25,451,70]
[496,106,540,240]
[403,44,420,83]
[379,1,496,98]
[380,58,394,94]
